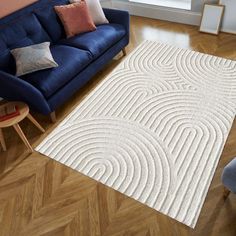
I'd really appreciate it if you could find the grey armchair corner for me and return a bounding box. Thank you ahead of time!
[221,158,236,199]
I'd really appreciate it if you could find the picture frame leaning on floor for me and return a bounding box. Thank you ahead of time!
[199,4,225,35]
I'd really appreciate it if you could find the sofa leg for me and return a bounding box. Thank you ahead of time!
[223,187,231,199]
[122,48,127,56]
[50,111,57,123]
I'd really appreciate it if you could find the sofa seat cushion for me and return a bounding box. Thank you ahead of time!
[21,45,92,98]
[59,24,126,58]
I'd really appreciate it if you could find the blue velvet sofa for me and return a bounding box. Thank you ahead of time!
[0,0,129,119]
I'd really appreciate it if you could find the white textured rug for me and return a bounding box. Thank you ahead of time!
[36,41,236,228]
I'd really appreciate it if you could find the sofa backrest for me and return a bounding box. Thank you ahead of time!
[0,13,51,74]
[0,0,69,74]
[34,0,69,42]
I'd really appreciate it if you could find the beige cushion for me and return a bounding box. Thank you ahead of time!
[11,42,58,76]
[69,0,109,25]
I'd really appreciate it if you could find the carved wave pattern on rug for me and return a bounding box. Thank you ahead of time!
[36,41,236,228]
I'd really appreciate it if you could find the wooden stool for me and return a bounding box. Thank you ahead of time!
[0,102,45,152]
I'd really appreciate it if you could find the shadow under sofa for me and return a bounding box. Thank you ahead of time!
[0,0,130,122]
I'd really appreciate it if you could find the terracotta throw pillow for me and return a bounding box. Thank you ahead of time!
[54,2,96,38]
[69,0,109,25]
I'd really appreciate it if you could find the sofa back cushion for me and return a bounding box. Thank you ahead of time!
[34,0,69,42]
[0,13,51,74]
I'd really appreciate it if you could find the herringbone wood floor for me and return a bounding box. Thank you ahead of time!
[1,16,236,236]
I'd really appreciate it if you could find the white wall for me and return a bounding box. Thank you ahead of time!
[100,0,113,8]
[101,0,220,25]
[191,0,218,12]
[102,0,219,13]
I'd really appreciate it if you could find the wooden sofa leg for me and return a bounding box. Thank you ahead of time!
[223,187,231,200]
[122,48,127,56]
[50,112,57,123]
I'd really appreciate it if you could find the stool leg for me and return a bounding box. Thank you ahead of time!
[0,128,6,151]
[13,124,34,153]
[223,187,231,199]
[27,113,45,133]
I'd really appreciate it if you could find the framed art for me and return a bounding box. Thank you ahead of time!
[219,0,236,34]
[199,4,225,35]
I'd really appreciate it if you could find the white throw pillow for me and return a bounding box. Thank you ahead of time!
[11,42,58,76]
[69,0,109,25]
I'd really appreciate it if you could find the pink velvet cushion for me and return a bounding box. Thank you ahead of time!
[54,1,96,38]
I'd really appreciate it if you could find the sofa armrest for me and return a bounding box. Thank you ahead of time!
[103,8,130,36]
[0,70,51,115]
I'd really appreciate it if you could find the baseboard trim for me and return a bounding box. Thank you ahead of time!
[103,0,201,26]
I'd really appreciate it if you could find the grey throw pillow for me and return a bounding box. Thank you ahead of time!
[11,42,58,76]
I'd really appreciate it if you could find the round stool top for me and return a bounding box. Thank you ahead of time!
[0,102,29,128]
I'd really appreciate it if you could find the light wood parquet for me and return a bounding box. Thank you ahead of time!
[1,16,236,236]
